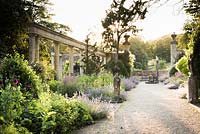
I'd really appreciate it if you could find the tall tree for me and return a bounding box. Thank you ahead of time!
[82,36,103,75]
[102,0,148,55]
[184,0,200,18]
[0,0,30,58]
[102,0,148,95]
[183,0,200,103]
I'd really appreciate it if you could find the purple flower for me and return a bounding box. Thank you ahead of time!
[63,75,76,84]
[11,79,19,87]
[26,84,31,89]
[14,79,19,85]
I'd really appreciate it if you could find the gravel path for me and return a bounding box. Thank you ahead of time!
[73,82,200,134]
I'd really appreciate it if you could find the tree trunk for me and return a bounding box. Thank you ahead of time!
[188,75,198,103]
[188,30,200,103]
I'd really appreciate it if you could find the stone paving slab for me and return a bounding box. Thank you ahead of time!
[73,82,200,134]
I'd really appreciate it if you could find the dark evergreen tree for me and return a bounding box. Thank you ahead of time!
[0,0,71,59]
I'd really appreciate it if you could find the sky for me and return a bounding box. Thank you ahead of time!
[50,0,190,42]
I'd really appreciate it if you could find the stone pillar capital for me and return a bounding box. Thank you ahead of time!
[69,46,74,49]
[53,41,60,45]
[29,33,38,38]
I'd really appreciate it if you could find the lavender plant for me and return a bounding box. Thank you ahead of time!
[73,93,116,120]
[121,78,136,91]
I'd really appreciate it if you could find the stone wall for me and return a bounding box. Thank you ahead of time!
[132,70,168,76]
[131,70,169,81]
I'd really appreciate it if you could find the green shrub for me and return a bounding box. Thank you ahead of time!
[20,99,44,133]
[48,80,62,93]
[60,83,80,97]
[169,65,178,77]
[0,124,19,134]
[176,56,190,76]
[77,74,97,90]
[0,53,42,98]
[0,85,31,133]
[158,59,168,70]
[119,51,132,76]
[0,124,31,134]
[104,60,129,77]
[41,111,57,133]
[50,93,93,133]
[93,72,112,88]
[20,92,93,133]
[20,92,55,133]
[48,80,81,97]
[30,60,55,82]
[70,100,93,128]
[30,62,45,80]
[0,85,24,124]
[77,72,112,91]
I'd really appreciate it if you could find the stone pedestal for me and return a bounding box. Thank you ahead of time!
[171,43,177,65]
[171,33,177,66]
[114,74,121,96]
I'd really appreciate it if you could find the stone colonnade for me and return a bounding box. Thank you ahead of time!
[29,23,106,80]
[29,35,79,80]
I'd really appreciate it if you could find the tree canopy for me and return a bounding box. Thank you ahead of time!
[129,37,148,70]
[0,0,71,59]
[102,0,148,54]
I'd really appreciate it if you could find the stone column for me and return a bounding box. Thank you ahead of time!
[35,36,40,62]
[69,46,74,76]
[79,49,84,75]
[103,56,107,65]
[51,52,54,69]
[171,33,177,66]
[29,33,36,64]
[59,54,63,79]
[54,41,60,80]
